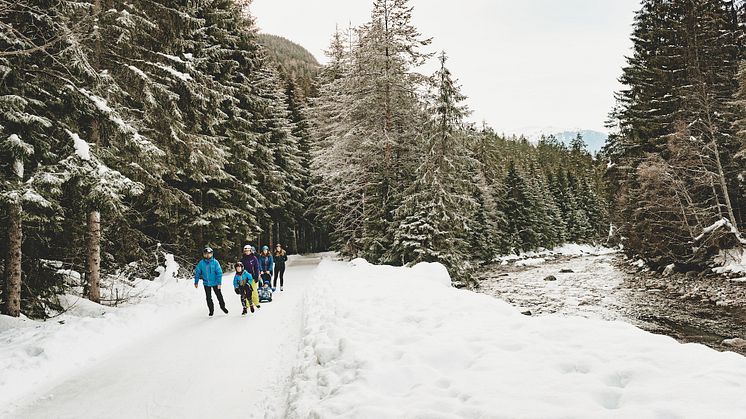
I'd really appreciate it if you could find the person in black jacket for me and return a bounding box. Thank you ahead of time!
[273,243,288,291]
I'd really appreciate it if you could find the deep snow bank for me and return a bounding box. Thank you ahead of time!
[0,254,185,412]
[286,258,746,418]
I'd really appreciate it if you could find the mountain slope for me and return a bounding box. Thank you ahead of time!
[257,33,320,98]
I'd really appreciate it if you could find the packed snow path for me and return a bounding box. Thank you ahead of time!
[8,255,322,419]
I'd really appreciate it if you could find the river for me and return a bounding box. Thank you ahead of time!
[476,250,746,355]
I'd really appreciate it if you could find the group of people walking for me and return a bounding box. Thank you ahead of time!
[193,243,288,316]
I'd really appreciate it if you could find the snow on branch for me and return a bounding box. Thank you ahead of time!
[2,133,34,178]
[75,87,164,156]
[154,63,192,81]
[66,129,91,161]
[694,218,746,246]
[57,131,145,206]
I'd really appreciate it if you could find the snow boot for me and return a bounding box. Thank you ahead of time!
[242,307,247,315]
[209,311,214,317]
[249,305,255,313]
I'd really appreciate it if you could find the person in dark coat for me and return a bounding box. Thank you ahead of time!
[273,243,288,291]
[240,245,260,283]
[258,246,274,290]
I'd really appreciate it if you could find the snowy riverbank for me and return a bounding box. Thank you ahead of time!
[287,257,746,418]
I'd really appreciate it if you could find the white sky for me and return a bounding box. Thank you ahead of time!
[251,0,640,134]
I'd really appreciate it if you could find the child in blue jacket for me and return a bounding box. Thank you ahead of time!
[232,262,255,315]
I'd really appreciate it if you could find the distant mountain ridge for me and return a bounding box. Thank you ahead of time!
[506,127,608,154]
[551,130,608,154]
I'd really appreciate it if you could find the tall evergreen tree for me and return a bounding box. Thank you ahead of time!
[501,163,540,252]
[310,28,367,256]
[351,0,433,262]
[608,0,744,265]
[470,128,506,259]
[388,52,476,274]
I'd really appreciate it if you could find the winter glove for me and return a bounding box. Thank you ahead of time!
[234,288,240,295]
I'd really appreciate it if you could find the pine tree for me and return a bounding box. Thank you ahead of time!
[251,61,305,249]
[283,78,318,252]
[608,0,688,159]
[351,0,433,262]
[0,134,34,317]
[734,63,746,224]
[470,131,505,260]
[608,0,744,264]
[501,163,540,252]
[388,52,476,275]
[681,0,742,231]
[310,28,367,256]
[0,1,80,313]
[525,165,566,248]
[472,126,510,255]
[52,131,144,301]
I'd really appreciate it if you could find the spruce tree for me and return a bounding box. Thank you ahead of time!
[0,1,84,312]
[470,132,505,259]
[309,29,367,256]
[501,163,540,252]
[350,0,433,262]
[609,0,744,264]
[388,52,476,275]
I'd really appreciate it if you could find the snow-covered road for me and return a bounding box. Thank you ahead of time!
[8,255,321,419]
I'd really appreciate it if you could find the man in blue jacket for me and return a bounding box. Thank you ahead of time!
[194,247,228,316]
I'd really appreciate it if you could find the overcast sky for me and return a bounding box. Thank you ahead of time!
[251,0,641,134]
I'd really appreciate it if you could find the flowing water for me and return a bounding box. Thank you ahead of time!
[477,252,746,355]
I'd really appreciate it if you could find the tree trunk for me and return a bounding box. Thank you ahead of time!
[703,110,739,231]
[87,210,101,303]
[293,225,299,254]
[4,202,22,317]
[276,221,281,247]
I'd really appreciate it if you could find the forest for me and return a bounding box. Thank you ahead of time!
[605,0,746,269]
[3,0,743,318]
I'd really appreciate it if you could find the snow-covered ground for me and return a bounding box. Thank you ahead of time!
[287,257,746,418]
[0,254,184,411]
[1,255,321,418]
[3,253,746,418]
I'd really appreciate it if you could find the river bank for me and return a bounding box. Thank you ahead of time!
[475,247,746,355]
